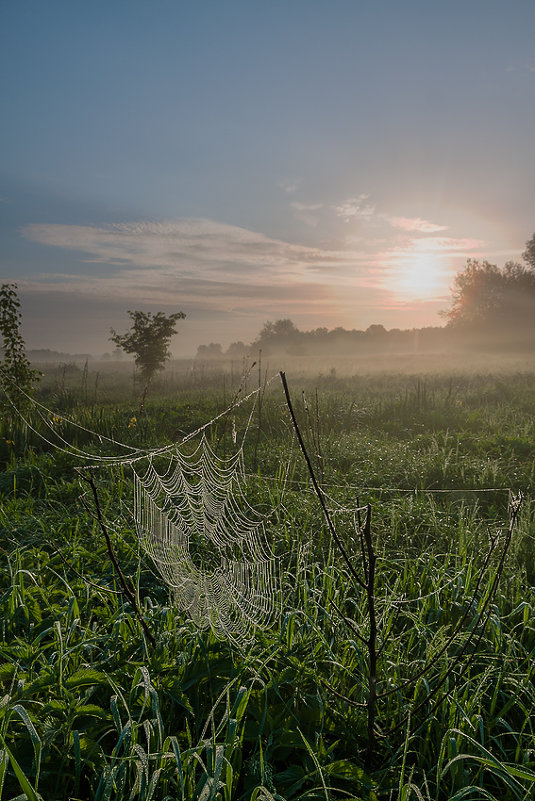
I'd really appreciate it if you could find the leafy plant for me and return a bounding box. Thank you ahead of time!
[0,283,40,409]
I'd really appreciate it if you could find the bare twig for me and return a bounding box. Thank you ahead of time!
[320,678,367,708]
[329,596,368,647]
[78,469,157,648]
[215,360,257,453]
[280,371,366,591]
[50,542,123,595]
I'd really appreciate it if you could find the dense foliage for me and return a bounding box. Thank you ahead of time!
[445,258,535,334]
[1,368,535,799]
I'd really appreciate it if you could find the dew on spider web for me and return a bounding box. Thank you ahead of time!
[132,434,279,644]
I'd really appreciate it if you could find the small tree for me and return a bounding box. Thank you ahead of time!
[0,283,40,409]
[110,310,185,408]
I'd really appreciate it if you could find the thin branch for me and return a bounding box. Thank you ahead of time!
[329,596,368,647]
[78,469,157,648]
[320,679,367,708]
[280,371,366,590]
[216,359,257,453]
[356,495,368,584]
[50,543,123,595]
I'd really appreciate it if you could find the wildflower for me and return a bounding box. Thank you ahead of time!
[128,417,137,428]
[5,439,15,446]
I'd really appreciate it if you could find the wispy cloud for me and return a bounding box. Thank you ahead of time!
[335,194,376,222]
[21,215,483,305]
[279,179,300,194]
[20,218,379,314]
[290,201,324,227]
[334,195,447,236]
[401,236,484,254]
[388,216,448,233]
[23,219,359,283]
[505,59,535,74]
[290,202,324,212]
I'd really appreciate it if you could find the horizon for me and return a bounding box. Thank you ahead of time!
[1,1,534,356]
[23,316,449,361]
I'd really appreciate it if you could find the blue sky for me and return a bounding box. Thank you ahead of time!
[1,0,534,355]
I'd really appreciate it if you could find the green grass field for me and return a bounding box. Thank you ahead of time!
[1,366,534,800]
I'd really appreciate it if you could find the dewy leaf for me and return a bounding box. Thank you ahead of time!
[0,736,44,801]
[65,669,110,689]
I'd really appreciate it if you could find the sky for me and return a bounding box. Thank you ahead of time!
[1,0,534,357]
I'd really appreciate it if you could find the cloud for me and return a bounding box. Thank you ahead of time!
[20,217,382,319]
[279,179,300,193]
[406,236,484,254]
[335,198,447,235]
[23,219,362,283]
[290,201,324,227]
[21,217,483,308]
[290,202,324,212]
[388,216,448,233]
[505,60,535,74]
[335,195,376,222]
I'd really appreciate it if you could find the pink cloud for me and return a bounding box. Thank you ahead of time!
[388,216,448,233]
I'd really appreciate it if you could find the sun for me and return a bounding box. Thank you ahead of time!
[390,246,449,300]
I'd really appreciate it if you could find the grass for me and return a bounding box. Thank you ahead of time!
[0,367,534,799]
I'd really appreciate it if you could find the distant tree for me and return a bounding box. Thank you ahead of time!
[256,319,299,342]
[226,341,248,358]
[443,251,535,346]
[110,310,185,408]
[0,283,40,408]
[523,231,535,271]
[196,343,223,359]
[253,319,306,355]
[365,324,387,337]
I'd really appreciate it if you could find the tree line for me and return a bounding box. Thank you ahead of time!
[197,231,535,359]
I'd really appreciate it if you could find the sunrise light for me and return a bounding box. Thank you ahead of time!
[385,238,455,301]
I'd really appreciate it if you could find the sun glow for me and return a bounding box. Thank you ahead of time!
[389,243,451,300]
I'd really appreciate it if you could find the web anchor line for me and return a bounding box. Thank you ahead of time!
[0,362,280,467]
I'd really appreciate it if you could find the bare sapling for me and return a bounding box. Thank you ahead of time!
[279,370,523,769]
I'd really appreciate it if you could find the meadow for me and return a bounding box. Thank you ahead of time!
[1,360,535,800]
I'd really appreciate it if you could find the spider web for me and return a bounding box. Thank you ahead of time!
[0,364,282,642]
[132,434,279,644]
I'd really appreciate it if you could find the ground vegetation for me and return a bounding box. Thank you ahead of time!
[1,366,535,799]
